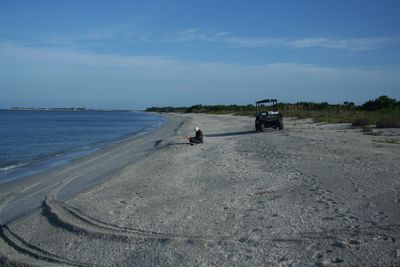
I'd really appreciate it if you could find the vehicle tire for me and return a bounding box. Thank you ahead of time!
[278,119,284,130]
[255,122,260,132]
[259,123,265,132]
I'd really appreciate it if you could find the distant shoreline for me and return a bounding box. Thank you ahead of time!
[1,108,141,112]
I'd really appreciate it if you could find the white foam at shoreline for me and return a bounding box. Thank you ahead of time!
[0,163,27,172]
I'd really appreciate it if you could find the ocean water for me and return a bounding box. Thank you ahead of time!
[0,110,165,184]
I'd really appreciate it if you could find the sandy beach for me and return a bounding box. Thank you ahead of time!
[1,113,400,266]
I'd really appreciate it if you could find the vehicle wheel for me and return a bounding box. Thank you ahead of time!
[278,119,284,130]
[255,122,261,132]
[259,123,265,132]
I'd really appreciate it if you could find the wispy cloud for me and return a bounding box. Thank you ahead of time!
[287,37,398,51]
[6,24,397,53]
[173,28,399,52]
[1,42,399,107]
[0,43,172,68]
[173,28,232,42]
[37,19,154,47]
[46,30,115,46]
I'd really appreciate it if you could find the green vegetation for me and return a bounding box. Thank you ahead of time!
[376,116,400,128]
[146,95,400,128]
[351,117,371,127]
[373,139,400,145]
[146,104,255,115]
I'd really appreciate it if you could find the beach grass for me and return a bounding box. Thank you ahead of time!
[146,95,400,128]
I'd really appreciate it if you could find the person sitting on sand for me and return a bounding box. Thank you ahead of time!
[184,126,203,145]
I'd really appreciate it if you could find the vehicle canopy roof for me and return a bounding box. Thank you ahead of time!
[256,99,277,104]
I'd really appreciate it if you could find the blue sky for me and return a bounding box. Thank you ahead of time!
[1,0,399,109]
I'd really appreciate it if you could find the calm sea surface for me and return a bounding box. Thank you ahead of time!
[0,110,165,183]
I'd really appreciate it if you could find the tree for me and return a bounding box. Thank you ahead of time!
[361,95,397,111]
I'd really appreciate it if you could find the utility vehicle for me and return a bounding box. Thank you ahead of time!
[255,99,284,132]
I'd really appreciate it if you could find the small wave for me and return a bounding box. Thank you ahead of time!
[0,163,27,172]
[54,152,66,158]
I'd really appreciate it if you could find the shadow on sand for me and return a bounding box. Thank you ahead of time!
[163,142,189,147]
[205,130,256,138]
[154,140,189,148]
